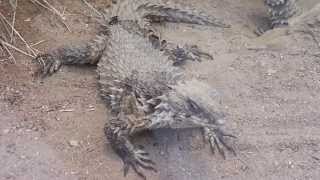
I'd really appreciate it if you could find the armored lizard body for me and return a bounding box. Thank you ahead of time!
[34,2,235,179]
[104,21,236,179]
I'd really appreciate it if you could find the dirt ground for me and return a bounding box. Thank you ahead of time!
[1,0,320,180]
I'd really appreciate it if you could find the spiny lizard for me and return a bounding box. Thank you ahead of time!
[34,2,235,179]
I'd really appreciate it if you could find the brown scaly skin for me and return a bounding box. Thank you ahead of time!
[34,4,235,179]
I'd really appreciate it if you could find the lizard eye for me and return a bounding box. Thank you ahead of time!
[186,98,202,114]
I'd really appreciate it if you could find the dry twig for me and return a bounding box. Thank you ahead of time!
[0,10,37,57]
[9,0,18,43]
[0,41,16,63]
[81,0,103,17]
[30,39,46,47]
[0,18,11,41]
[0,40,35,58]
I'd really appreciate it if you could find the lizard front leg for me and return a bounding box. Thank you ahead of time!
[103,94,158,179]
[104,116,157,180]
[34,33,108,77]
[161,41,213,66]
[203,126,236,159]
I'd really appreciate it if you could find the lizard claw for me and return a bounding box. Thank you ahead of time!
[204,127,236,159]
[164,43,213,66]
[184,44,213,62]
[122,148,157,180]
[33,54,62,77]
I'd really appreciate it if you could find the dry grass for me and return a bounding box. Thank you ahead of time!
[0,0,38,63]
[0,0,77,63]
[0,0,106,64]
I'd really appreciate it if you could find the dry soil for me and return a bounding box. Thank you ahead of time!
[1,0,320,180]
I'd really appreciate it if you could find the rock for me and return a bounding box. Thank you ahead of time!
[288,160,294,168]
[68,140,80,147]
[267,69,277,75]
[160,151,165,156]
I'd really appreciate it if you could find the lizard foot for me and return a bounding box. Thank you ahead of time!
[203,127,236,159]
[122,148,157,180]
[163,42,213,66]
[33,54,62,77]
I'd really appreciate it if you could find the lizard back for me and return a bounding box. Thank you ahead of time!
[97,23,182,113]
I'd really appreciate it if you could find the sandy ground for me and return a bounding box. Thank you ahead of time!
[1,0,320,180]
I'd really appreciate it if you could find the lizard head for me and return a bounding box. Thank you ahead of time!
[150,80,226,128]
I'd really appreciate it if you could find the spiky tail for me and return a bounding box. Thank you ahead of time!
[137,3,230,28]
[264,0,299,28]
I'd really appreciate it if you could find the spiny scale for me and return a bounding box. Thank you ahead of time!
[97,23,182,114]
[264,0,299,28]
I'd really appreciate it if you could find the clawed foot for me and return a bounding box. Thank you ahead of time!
[162,42,213,66]
[33,54,62,77]
[183,44,213,62]
[203,127,236,159]
[122,148,157,180]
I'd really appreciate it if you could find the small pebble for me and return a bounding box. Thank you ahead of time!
[267,69,277,75]
[288,161,294,168]
[68,140,79,147]
[24,18,31,22]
